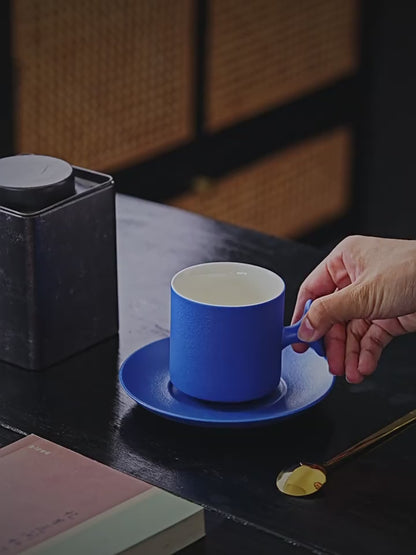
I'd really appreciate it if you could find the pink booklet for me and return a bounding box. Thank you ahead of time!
[0,435,205,554]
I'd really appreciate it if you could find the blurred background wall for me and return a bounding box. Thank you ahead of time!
[1,0,415,248]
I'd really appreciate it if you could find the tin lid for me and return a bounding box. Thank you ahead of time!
[0,154,76,211]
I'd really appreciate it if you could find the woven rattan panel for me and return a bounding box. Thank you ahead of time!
[12,0,193,170]
[206,0,358,131]
[170,128,351,238]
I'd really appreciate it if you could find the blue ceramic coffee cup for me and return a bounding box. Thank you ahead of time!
[169,262,324,403]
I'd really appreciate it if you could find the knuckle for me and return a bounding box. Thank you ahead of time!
[298,281,314,300]
[338,235,362,250]
[310,296,334,326]
[349,283,372,317]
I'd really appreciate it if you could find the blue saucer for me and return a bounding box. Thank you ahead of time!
[119,338,335,428]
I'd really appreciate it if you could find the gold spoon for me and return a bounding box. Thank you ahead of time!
[276,408,416,497]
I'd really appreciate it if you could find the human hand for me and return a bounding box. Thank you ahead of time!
[291,235,416,383]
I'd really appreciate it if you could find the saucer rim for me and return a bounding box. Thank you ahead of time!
[119,337,335,427]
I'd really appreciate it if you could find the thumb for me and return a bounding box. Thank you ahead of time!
[298,286,363,342]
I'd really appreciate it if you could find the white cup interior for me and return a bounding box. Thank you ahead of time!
[171,262,285,306]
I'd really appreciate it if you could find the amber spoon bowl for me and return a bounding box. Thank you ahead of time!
[276,409,416,496]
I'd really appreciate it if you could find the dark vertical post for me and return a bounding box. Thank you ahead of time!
[359,0,416,238]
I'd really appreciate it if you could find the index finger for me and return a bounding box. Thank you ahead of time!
[291,254,345,324]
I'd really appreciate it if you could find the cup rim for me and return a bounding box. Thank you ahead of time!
[171,261,285,307]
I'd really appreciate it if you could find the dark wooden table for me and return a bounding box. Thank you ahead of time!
[1,194,416,554]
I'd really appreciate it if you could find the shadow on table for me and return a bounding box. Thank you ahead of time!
[119,397,334,485]
[0,336,120,448]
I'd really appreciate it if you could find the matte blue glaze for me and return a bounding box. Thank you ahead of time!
[170,284,285,402]
[119,338,334,428]
[170,281,325,403]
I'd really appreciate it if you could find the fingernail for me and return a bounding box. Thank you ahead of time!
[298,316,316,342]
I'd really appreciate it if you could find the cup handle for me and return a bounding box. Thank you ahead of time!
[281,299,326,357]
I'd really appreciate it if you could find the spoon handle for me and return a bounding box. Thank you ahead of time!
[325,409,416,469]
